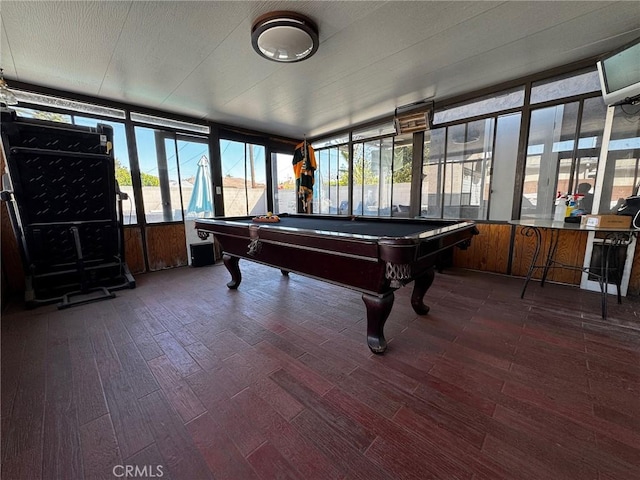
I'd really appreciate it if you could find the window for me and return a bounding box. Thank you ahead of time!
[7,64,621,234]
[134,126,183,223]
[130,112,209,134]
[352,141,372,215]
[422,84,532,221]
[421,128,445,218]
[315,147,339,214]
[523,102,579,218]
[352,135,397,217]
[272,152,296,214]
[421,119,495,220]
[314,144,349,214]
[391,135,411,216]
[75,117,137,225]
[434,87,524,124]
[352,123,395,141]
[220,140,267,216]
[14,90,125,119]
[443,119,494,220]
[349,123,397,217]
[489,113,522,220]
[13,106,72,123]
[530,69,601,104]
[521,96,607,218]
[597,105,640,214]
[312,133,350,149]
[177,137,211,219]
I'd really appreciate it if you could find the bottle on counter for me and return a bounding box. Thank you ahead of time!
[554,194,567,221]
[565,194,576,218]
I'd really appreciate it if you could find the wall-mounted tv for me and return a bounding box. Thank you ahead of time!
[597,36,640,106]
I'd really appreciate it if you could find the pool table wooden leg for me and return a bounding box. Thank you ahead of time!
[362,292,394,354]
[411,266,435,315]
[223,254,242,289]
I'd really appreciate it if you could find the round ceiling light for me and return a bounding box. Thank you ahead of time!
[251,11,319,63]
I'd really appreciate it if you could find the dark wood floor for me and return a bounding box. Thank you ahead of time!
[2,262,639,480]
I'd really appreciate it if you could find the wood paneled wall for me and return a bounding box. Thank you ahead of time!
[123,226,145,274]
[453,223,511,274]
[453,222,640,292]
[145,223,188,271]
[510,226,588,285]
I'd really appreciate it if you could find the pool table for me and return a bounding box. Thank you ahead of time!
[195,214,478,353]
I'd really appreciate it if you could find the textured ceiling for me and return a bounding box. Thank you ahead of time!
[1,1,639,139]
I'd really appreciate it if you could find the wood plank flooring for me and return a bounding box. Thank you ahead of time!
[2,262,639,480]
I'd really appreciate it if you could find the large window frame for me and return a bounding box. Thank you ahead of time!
[314,128,411,218]
[313,139,351,215]
[421,111,518,221]
[131,123,211,225]
[3,59,638,282]
[520,92,607,219]
[219,139,268,217]
[7,61,631,230]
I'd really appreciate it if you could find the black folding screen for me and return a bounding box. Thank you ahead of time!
[1,108,135,308]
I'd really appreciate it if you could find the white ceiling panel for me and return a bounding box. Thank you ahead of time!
[1,1,131,93]
[99,1,249,105]
[1,1,638,139]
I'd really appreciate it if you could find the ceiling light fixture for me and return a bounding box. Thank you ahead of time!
[0,69,18,106]
[251,11,319,63]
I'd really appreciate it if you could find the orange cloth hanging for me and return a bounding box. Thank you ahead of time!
[292,141,316,213]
